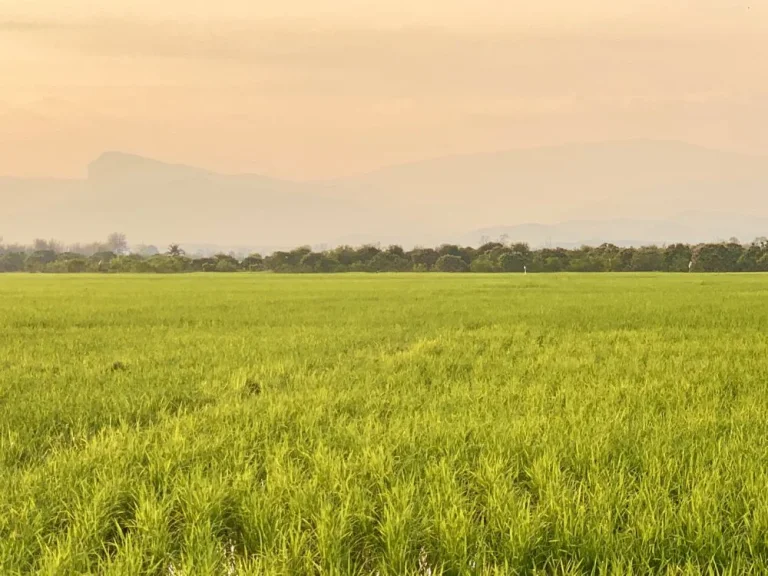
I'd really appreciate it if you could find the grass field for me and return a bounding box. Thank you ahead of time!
[2,273,768,575]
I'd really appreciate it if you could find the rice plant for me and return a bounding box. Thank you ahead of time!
[2,273,768,574]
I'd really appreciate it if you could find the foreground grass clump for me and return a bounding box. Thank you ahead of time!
[2,273,768,575]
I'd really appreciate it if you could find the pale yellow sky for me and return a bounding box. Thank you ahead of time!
[1,0,765,178]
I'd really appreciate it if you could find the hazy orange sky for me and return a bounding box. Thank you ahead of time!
[1,0,766,179]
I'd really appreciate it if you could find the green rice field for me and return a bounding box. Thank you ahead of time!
[2,273,768,575]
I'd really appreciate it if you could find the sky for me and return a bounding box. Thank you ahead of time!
[1,0,766,179]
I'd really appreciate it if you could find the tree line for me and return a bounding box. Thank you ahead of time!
[2,235,768,274]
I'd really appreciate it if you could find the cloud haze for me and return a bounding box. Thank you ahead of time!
[1,0,766,180]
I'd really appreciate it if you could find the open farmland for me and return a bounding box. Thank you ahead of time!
[2,273,768,575]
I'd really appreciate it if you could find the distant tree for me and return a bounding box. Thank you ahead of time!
[110,254,148,273]
[149,254,192,273]
[510,242,531,255]
[663,243,692,272]
[593,243,622,271]
[470,254,498,273]
[434,254,469,272]
[723,240,745,271]
[316,255,341,273]
[5,234,768,275]
[86,251,116,272]
[5,243,27,254]
[289,247,313,267]
[190,257,213,272]
[215,259,239,272]
[263,247,311,272]
[497,243,531,272]
[68,242,106,257]
[265,251,294,272]
[329,245,357,268]
[25,250,57,272]
[631,246,664,272]
[568,257,604,272]
[242,253,264,271]
[106,233,129,255]
[616,248,636,272]
[0,252,25,272]
[542,256,564,272]
[386,245,406,258]
[91,250,117,260]
[566,246,605,272]
[300,253,341,273]
[32,238,63,253]
[409,248,439,271]
[691,241,742,272]
[437,244,472,264]
[60,258,88,273]
[691,243,743,272]
[136,244,160,257]
[214,253,239,267]
[739,238,768,272]
[477,242,505,254]
[146,255,170,273]
[533,248,569,272]
[167,244,185,257]
[499,252,526,272]
[437,244,462,257]
[299,252,323,272]
[368,251,410,272]
[354,245,381,265]
[487,246,511,264]
[56,252,84,262]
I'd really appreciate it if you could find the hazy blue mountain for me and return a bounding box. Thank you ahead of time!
[466,213,768,249]
[2,141,767,249]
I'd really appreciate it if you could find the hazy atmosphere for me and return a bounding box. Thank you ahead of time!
[7,4,768,573]
[2,0,767,247]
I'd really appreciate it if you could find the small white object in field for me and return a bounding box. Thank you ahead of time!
[524,265,527,274]
[418,548,433,576]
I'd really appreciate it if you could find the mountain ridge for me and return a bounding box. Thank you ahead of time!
[3,140,768,248]
[85,139,768,183]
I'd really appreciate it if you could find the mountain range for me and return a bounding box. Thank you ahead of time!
[2,140,768,252]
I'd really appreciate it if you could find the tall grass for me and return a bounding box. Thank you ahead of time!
[2,273,768,574]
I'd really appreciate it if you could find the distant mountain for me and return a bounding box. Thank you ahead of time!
[2,141,768,249]
[3,152,374,248]
[343,140,768,228]
[465,213,768,249]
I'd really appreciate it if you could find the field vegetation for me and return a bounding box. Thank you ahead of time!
[3,235,768,274]
[2,274,768,574]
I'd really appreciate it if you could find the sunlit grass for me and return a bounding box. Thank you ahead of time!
[2,273,768,574]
